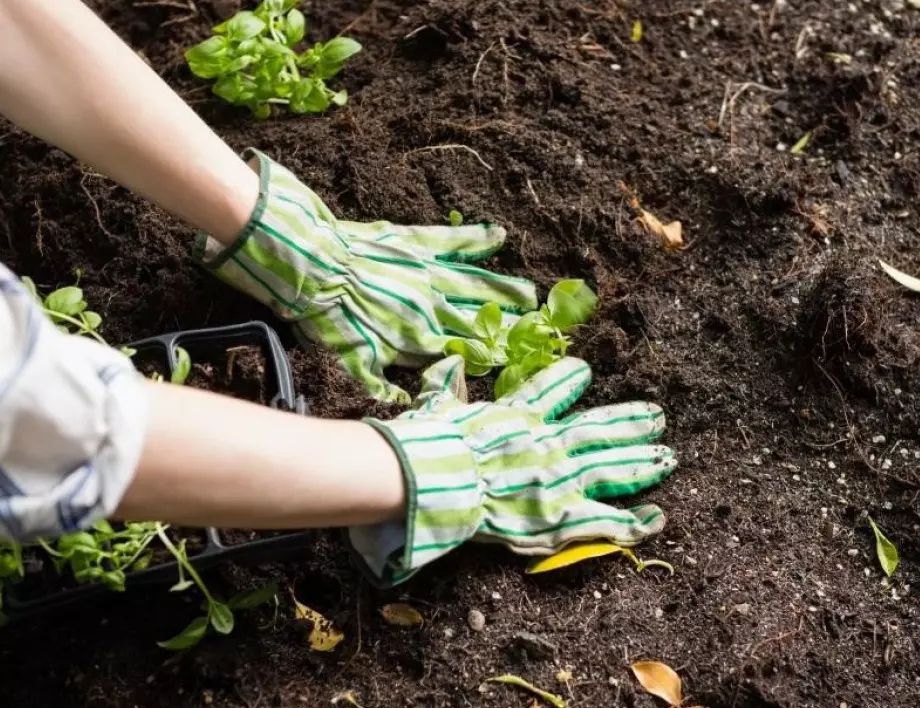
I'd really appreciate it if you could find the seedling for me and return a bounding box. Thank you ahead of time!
[448,209,464,227]
[185,0,362,118]
[443,279,597,398]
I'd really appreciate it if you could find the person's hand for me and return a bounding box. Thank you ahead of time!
[348,355,677,586]
[195,149,537,403]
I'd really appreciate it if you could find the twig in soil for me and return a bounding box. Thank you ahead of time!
[525,177,540,206]
[717,81,786,144]
[338,1,377,37]
[405,144,493,172]
[499,39,520,105]
[80,173,117,241]
[794,24,812,63]
[33,198,44,256]
[472,41,497,84]
[134,0,198,26]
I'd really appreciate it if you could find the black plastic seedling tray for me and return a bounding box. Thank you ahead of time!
[3,321,314,622]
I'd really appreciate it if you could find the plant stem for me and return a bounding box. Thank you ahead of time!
[154,523,214,604]
[44,310,108,345]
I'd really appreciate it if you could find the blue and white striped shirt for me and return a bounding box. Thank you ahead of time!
[0,262,146,541]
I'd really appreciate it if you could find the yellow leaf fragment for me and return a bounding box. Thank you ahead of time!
[379,602,424,627]
[631,20,643,42]
[789,131,812,155]
[487,675,567,708]
[290,588,344,652]
[826,52,852,64]
[630,661,683,707]
[879,259,920,293]
[526,541,624,574]
[555,668,574,684]
[331,691,363,707]
[638,210,684,251]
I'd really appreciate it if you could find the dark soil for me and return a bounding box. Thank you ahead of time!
[1,0,919,706]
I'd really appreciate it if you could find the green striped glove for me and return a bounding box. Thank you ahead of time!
[194,149,537,403]
[349,355,677,586]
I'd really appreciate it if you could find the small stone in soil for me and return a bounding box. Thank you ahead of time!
[734,603,752,615]
[508,632,556,661]
[467,609,486,632]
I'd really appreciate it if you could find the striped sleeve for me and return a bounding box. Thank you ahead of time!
[0,263,147,541]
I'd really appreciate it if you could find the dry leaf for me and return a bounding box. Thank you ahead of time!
[555,668,574,684]
[331,691,363,707]
[379,603,424,627]
[631,661,683,707]
[290,588,344,652]
[631,20,643,42]
[879,259,920,293]
[639,210,684,251]
[526,541,624,574]
[487,675,566,708]
[789,131,812,155]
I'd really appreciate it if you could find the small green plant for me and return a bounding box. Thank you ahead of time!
[38,520,159,591]
[448,209,464,227]
[185,0,362,118]
[0,541,25,625]
[444,279,597,398]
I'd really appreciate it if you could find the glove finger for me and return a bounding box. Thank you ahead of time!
[570,444,677,499]
[338,220,507,262]
[478,499,666,554]
[294,308,409,404]
[550,402,667,454]
[498,357,591,421]
[420,356,468,401]
[429,260,538,314]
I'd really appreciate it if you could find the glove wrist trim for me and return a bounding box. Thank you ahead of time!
[191,148,272,271]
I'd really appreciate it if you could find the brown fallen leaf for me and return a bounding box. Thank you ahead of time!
[290,587,344,652]
[639,210,684,251]
[379,603,424,627]
[630,661,682,707]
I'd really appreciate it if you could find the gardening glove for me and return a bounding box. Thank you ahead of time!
[194,149,537,403]
[348,355,677,586]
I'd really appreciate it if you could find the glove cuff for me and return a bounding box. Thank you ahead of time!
[347,417,481,586]
[191,149,347,320]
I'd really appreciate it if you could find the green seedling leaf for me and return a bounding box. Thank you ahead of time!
[20,276,40,302]
[789,131,813,155]
[494,363,525,399]
[284,8,306,45]
[171,346,192,386]
[224,11,266,41]
[444,339,494,376]
[158,615,209,650]
[322,37,362,64]
[487,675,566,708]
[229,582,279,610]
[82,311,102,331]
[45,286,86,317]
[186,36,231,79]
[120,346,137,358]
[330,89,348,106]
[473,302,503,344]
[449,209,464,227]
[547,280,597,332]
[210,602,235,635]
[291,79,330,113]
[868,517,899,577]
[170,579,195,593]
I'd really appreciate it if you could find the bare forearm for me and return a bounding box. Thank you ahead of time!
[116,382,406,529]
[0,0,256,243]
